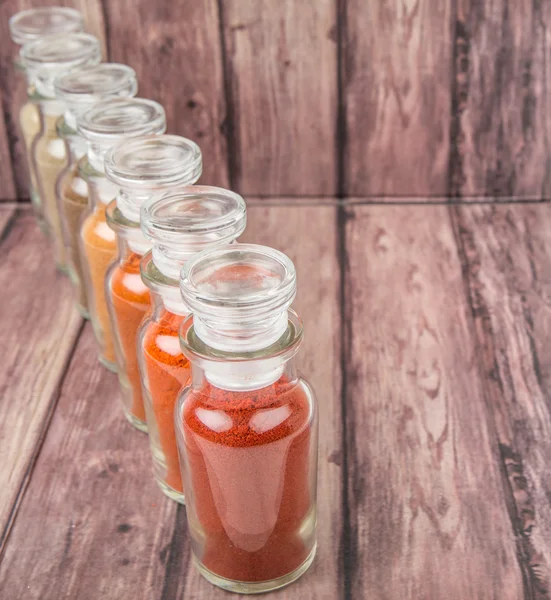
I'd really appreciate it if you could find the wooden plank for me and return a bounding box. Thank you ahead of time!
[343,1,453,197]
[221,0,338,196]
[343,205,524,598]
[0,211,82,554]
[102,0,229,188]
[0,204,342,599]
[451,0,551,198]
[0,0,107,200]
[451,203,551,595]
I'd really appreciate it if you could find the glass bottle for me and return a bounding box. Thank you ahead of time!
[77,98,166,371]
[20,33,101,272]
[104,135,203,432]
[54,64,138,318]
[176,244,318,594]
[9,7,83,233]
[138,186,247,503]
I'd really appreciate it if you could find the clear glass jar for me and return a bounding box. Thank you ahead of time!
[9,7,83,232]
[104,135,203,432]
[77,98,166,371]
[54,64,138,318]
[21,33,101,272]
[176,244,318,593]
[138,186,247,503]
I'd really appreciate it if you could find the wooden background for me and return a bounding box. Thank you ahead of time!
[0,0,550,202]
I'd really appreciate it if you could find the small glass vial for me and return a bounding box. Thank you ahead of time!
[20,33,101,271]
[176,244,318,594]
[138,186,246,503]
[78,98,166,371]
[104,135,203,432]
[54,64,138,318]
[9,7,83,232]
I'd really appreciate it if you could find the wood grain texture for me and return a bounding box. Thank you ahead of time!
[221,0,338,196]
[0,326,178,599]
[0,211,82,554]
[342,205,524,599]
[0,0,107,200]
[102,0,229,188]
[0,204,341,599]
[450,0,551,198]
[452,203,551,597]
[343,0,453,197]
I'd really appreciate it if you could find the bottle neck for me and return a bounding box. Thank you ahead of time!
[182,312,302,392]
[198,353,294,392]
[193,311,289,354]
[114,227,151,256]
[88,173,118,208]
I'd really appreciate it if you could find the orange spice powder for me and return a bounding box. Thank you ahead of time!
[143,310,190,491]
[109,251,151,422]
[81,203,117,365]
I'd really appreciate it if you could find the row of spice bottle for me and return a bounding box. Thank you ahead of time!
[9,7,318,595]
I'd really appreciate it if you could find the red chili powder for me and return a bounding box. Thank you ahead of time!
[182,377,313,582]
[109,251,151,421]
[143,310,190,492]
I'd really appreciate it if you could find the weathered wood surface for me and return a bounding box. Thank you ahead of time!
[450,0,551,199]
[103,0,229,189]
[452,203,551,596]
[0,204,341,599]
[343,0,453,197]
[1,1,551,200]
[342,205,525,599]
[0,0,107,201]
[0,209,82,554]
[220,0,338,196]
[1,201,551,598]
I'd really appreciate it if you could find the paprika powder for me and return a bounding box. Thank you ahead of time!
[105,135,202,431]
[77,98,166,371]
[176,244,318,593]
[138,186,246,503]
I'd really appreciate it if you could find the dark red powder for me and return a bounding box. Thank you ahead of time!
[181,376,314,583]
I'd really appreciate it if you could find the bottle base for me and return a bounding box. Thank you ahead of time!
[194,543,317,594]
[123,410,148,434]
[156,478,185,505]
[99,355,118,373]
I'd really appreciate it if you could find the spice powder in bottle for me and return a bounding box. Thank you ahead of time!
[138,186,246,504]
[21,33,101,272]
[9,7,84,232]
[54,63,138,318]
[176,244,318,594]
[104,135,202,431]
[77,98,166,371]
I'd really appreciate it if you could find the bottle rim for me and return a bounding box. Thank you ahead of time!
[77,98,166,144]
[54,63,138,107]
[141,185,246,244]
[20,33,101,71]
[180,243,296,316]
[105,134,202,190]
[9,7,83,46]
